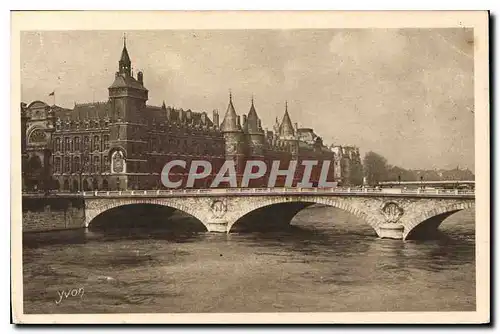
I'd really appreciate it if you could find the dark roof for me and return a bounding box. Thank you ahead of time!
[279,104,295,137]
[109,74,147,91]
[54,102,111,120]
[143,105,214,128]
[220,94,241,132]
[246,98,263,134]
[120,43,131,64]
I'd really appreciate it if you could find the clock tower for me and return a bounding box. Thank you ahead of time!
[108,36,149,190]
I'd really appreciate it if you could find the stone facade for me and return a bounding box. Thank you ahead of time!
[83,192,475,240]
[21,38,341,192]
[330,145,363,186]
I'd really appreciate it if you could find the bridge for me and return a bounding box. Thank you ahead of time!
[51,186,477,240]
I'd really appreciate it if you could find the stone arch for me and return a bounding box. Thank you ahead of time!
[92,178,99,190]
[72,179,79,192]
[52,179,60,191]
[403,201,475,240]
[82,179,91,191]
[63,179,70,191]
[84,198,209,231]
[227,196,378,233]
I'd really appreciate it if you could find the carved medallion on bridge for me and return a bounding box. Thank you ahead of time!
[210,200,227,218]
[381,202,404,223]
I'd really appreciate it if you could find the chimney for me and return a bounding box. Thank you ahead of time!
[212,109,219,128]
[242,114,247,126]
[186,109,192,120]
[294,122,298,132]
[137,71,144,85]
[237,115,241,129]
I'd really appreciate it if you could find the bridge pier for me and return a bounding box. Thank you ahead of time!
[204,220,230,233]
[377,224,405,239]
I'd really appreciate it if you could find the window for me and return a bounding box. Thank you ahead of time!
[55,138,61,152]
[104,156,109,172]
[75,137,80,151]
[54,157,61,173]
[93,156,100,173]
[83,136,90,151]
[83,155,90,172]
[64,137,71,151]
[93,135,100,151]
[64,156,70,173]
[103,135,109,150]
[74,156,80,173]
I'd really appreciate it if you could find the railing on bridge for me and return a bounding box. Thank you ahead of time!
[60,186,474,198]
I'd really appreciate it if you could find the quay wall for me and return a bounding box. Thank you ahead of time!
[22,195,86,232]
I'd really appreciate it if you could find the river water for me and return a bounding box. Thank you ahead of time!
[22,206,476,314]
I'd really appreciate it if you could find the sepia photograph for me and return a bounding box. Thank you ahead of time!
[10,11,490,324]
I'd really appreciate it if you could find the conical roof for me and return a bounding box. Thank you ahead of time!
[120,37,131,65]
[279,102,295,137]
[220,93,241,132]
[246,97,263,134]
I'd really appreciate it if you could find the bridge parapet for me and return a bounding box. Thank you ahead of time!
[74,187,474,199]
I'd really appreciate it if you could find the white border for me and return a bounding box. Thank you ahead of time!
[9,10,490,325]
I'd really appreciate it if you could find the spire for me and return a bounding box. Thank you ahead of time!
[246,94,262,134]
[279,101,295,137]
[220,91,241,132]
[118,34,131,76]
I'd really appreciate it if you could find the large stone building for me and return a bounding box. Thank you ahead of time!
[21,38,358,192]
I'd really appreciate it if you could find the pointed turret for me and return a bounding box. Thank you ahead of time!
[220,92,241,132]
[119,35,131,76]
[246,95,263,134]
[279,101,295,138]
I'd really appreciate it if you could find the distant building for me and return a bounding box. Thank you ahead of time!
[330,145,363,186]
[21,38,343,192]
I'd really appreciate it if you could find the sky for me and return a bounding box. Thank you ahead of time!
[20,29,475,171]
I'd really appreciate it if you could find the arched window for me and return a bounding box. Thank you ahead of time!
[55,138,61,152]
[75,137,80,151]
[104,156,110,172]
[74,156,80,173]
[93,135,100,152]
[83,155,90,172]
[64,137,71,151]
[64,156,70,173]
[103,135,109,150]
[72,179,79,192]
[54,157,61,173]
[83,136,90,151]
[93,156,100,173]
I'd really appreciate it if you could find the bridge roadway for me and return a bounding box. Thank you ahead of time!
[41,186,471,240]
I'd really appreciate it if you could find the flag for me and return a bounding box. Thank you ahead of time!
[48,91,55,96]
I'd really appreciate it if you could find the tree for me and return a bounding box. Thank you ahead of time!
[348,162,364,185]
[363,151,389,185]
